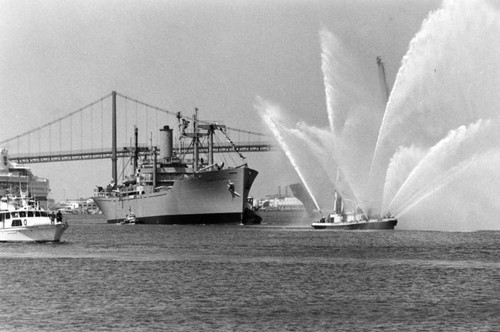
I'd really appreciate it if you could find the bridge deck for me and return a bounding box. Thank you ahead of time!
[10,143,274,164]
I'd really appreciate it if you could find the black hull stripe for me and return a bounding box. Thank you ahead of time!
[312,220,397,230]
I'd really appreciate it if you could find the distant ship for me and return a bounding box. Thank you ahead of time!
[311,191,397,230]
[0,148,50,209]
[289,183,317,216]
[93,109,261,225]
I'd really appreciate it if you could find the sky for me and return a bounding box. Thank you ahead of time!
[0,0,442,201]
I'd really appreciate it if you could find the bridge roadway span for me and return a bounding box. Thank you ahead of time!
[10,142,274,164]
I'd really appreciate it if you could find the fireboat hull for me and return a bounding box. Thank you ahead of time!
[311,218,397,230]
[94,167,260,225]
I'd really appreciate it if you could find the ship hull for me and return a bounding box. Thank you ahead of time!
[0,223,68,242]
[311,218,397,230]
[94,167,258,224]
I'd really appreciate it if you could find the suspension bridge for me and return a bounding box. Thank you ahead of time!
[0,91,274,181]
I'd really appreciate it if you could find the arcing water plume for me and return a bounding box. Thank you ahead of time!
[385,119,500,215]
[258,0,500,230]
[395,159,473,218]
[371,0,500,214]
[320,28,337,133]
[292,122,358,205]
[255,98,322,213]
[319,28,385,214]
[381,145,427,214]
[397,151,500,230]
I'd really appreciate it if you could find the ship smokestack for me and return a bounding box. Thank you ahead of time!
[159,125,173,160]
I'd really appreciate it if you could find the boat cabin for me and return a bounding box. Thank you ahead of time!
[0,210,50,228]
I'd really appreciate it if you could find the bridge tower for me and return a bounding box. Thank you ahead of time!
[112,91,117,188]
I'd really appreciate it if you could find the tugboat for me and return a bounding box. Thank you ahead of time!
[0,193,68,242]
[94,108,260,225]
[311,192,397,230]
[242,197,262,225]
[120,209,138,225]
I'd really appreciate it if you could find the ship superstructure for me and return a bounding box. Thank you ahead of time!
[0,149,50,209]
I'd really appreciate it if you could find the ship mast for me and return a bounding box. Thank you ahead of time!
[179,109,228,172]
[208,124,214,166]
[193,108,199,172]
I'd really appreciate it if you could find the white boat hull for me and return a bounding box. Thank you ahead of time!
[0,223,68,242]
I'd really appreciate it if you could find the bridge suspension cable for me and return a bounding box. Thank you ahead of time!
[116,92,267,138]
[0,93,113,145]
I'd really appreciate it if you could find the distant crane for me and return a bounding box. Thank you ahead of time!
[376,56,390,103]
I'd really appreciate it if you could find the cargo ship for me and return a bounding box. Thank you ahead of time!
[93,109,261,225]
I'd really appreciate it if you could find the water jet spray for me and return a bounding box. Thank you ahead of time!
[260,109,323,215]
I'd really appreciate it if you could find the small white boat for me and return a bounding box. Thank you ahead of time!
[0,195,68,242]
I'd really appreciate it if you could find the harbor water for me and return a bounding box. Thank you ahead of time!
[0,211,498,331]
